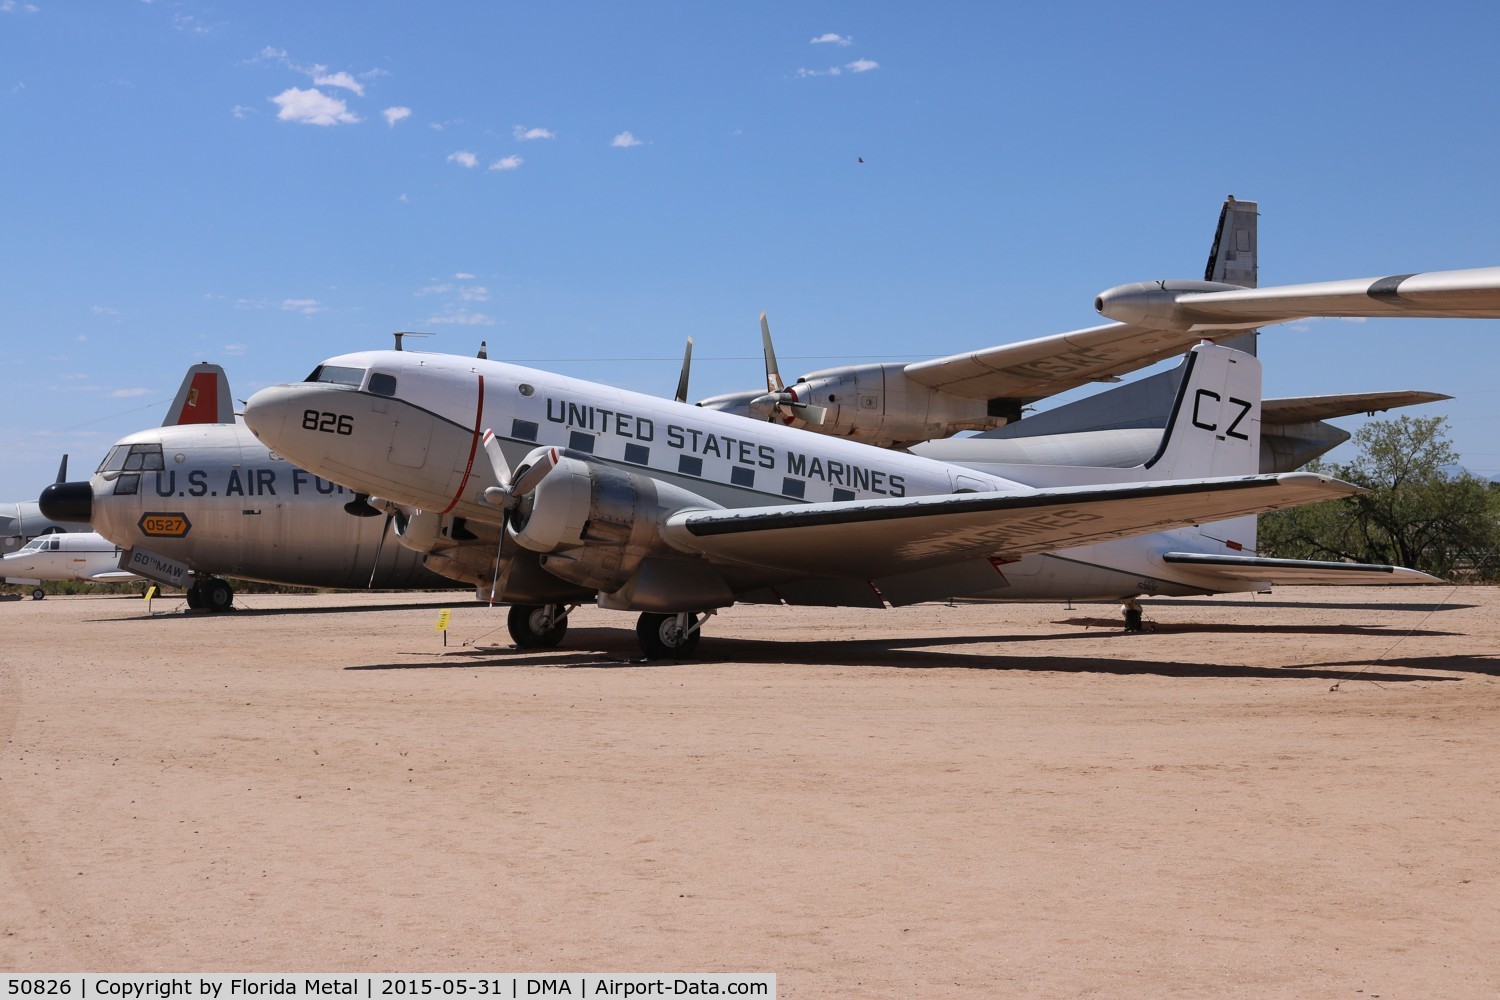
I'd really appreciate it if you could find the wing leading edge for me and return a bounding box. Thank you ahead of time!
[664,472,1358,580]
[1161,552,1442,586]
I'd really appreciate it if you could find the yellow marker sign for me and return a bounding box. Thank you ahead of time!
[143,585,158,602]
[434,609,451,632]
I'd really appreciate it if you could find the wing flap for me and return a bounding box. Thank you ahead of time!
[1161,552,1442,586]
[666,472,1358,580]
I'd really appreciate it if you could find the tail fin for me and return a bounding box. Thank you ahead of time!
[1204,195,1259,355]
[163,363,234,426]
[1141,342,1261,480]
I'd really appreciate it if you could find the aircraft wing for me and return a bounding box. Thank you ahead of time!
[664,472,1357,580]
[1097,267,1500,331]
[901,321,1206,401]
[1161,552,1442,586]
[84,569,142,582]
[1262,391,1452,425]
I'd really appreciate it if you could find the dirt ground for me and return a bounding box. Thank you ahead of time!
[1,585,1496,997]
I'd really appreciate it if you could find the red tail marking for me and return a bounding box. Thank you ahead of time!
[175,372,221,424]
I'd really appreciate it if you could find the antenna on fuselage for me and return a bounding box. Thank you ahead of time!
[393,331,434,352]
[477,340,488,360]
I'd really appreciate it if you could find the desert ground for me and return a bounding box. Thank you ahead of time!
[1,585,1496,997]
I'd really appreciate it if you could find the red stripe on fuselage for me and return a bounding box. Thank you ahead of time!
[441,374,485,515]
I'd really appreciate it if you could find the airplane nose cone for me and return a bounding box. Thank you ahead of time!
[243,385,294,443]
[39,481,94,523]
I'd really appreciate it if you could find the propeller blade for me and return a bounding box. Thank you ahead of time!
[366,512,393,588]
[55,454,68,484]
[760,311,784,393]
[674,337,694,404]
[510,447,560,497]
[480,428,512,486]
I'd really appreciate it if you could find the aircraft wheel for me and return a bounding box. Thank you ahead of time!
[185,583,204,610]
[507,604,568,648]
[636,612,702,660]
[31,587,45,601]
[202,578,234,612]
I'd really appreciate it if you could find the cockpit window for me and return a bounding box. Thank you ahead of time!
[306,365,366,387]
[368,372,397,397]
[98,443,163,473]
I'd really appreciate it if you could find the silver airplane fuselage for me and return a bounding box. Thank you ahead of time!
[87,421,451,591]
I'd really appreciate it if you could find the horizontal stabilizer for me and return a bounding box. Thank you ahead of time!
[1262,391,1452,425]
[1161,551,1442,586]
[665,472,1359,581]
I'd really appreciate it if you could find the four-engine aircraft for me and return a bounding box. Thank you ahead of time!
[241,341,1362,657]
[39,363,459,610]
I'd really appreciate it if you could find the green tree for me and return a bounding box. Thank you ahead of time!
[1259,416,1500,579]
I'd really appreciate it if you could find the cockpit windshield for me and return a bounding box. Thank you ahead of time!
[95,443,165,474]
[305,365,366,387]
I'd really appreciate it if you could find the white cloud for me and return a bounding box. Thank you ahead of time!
[1,0,40,12]
[453,272,476,280]
[172,12,212,33]
[258,46,289,62]
[427,310,495,326]
[223,343,247,356]
[489,155,523,171]
[91,305,121,316]
[231,104,256,119]
[270,87,360,126]
[611,130,643,148]
[281,298,325,314]
[108,387,153,398]
[458,285,489,302]
[383,106,411,127]
[313,70,364,95]
[795,66,842,78]
[398,193,410,204]
[513,125,555,141]
[811,33,852,46]
[845,58,879,73]
[447,150,478,168]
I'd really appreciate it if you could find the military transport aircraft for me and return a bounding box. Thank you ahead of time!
[241,340,1362,658]
[39,363,458,610]
[696,198,1495,450]
[1,531,142,599]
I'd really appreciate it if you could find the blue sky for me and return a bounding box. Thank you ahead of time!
[6,2,1500,500]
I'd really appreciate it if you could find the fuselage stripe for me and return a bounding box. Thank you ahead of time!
[441,373,485,515]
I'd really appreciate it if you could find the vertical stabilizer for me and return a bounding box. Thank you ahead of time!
[1204,195,1259,355]
[163,363,234,426]
[1141,343,1262,480]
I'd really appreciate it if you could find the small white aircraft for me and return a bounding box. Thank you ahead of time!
[242,340,1361,657]
[1,531,142,599]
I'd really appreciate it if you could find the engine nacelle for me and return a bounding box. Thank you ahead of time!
[698,363,1018,447]
[507,456,720,594]
[392,508,441,553]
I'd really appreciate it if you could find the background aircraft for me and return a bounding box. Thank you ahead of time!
[40,363,459,610]
[0,531,142,599]
[696,198,1470,457]
[241,341,1359,657]
[1,457,88,556]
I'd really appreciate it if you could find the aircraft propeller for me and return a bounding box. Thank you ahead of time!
[748,312,828,425]
[477,430,561,602]
[673,337,694,404]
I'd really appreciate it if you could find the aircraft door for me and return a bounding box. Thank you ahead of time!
[389,416,432,469]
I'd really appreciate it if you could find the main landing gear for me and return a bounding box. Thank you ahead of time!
[185,577,234,612]
[507,603,572,648]
[1120,596,1144,632]
[635,611,711,660]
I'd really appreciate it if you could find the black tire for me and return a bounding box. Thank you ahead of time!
[185,583,204,610]
[507,604,568,648]
[636,612,702,660]
[31,587,45,601]
[1123,607,1144,632]
[203,578,234,612]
